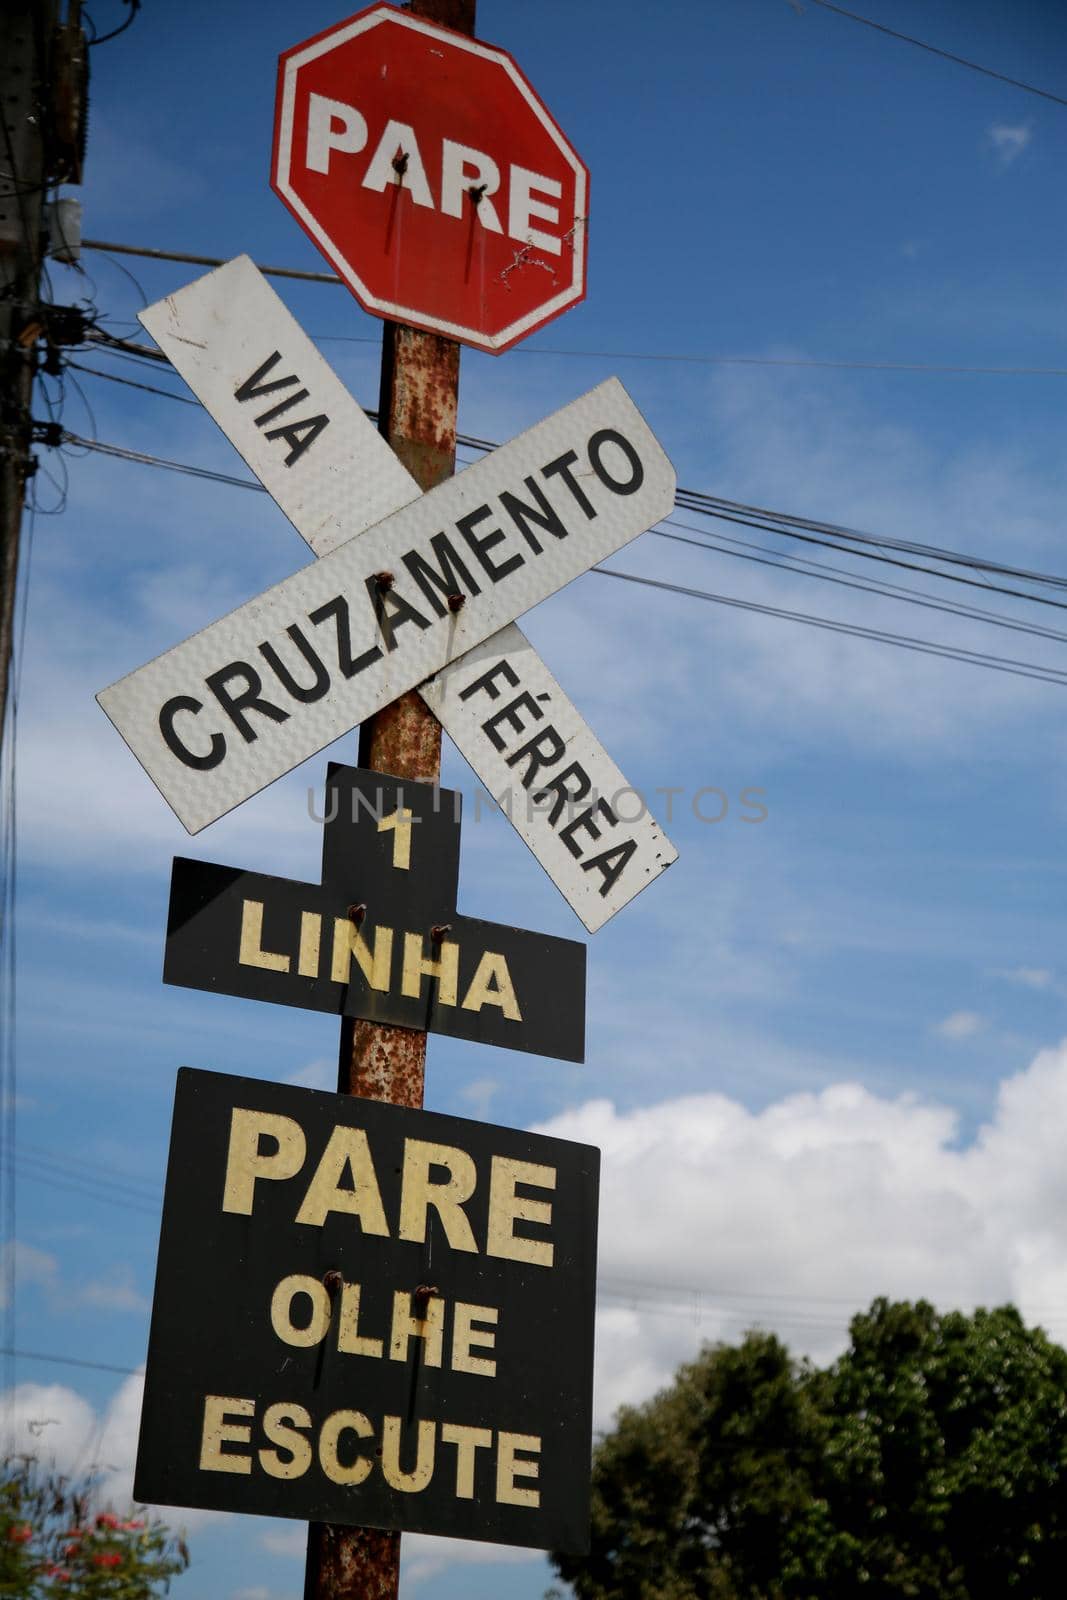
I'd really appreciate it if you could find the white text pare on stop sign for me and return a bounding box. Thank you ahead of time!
[306,95,568,257]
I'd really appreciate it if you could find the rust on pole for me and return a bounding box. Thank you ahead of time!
[303,4,474,1597]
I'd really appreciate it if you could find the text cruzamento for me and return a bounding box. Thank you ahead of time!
[97,380,675,836]
[157,426,651,772]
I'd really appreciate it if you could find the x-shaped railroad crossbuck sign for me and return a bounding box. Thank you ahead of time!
[98,257,678,933]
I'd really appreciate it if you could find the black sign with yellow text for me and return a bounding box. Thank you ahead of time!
[164,764,585,1062]
[134,1067,599,1551]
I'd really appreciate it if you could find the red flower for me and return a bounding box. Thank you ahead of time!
[7,1524,32,1544]
[92,1551,123,1568]
[63,1543,80,1558]
[95,1513,120,1531]
[120,1519,145,1530]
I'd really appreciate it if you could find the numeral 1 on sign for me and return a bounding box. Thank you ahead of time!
[378,807,414,871]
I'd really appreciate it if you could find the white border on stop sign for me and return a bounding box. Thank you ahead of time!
[272,5,588,353]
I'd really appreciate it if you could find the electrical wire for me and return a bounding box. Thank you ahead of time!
[13,1161,159,1217]
[804,0,1067,110]
[13,1148,159,1214]
[84,330,169,366]
[61,409,1067,611]
[592,566,1067,688]
[50,367,1067,595]
[65,434,265,492]
[67,361,199,406]
[660,519,1067,647]
[669,506,1067,617]
[54,427,1067,688]
[86,0,141,48]
[317,332,1067,378]
[76,249,1067,378]
[675,486,1067,594]
[0,1346,137,1378]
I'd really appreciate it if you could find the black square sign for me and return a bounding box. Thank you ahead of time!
[135,1068,599,1553]
[164,765,586,1062]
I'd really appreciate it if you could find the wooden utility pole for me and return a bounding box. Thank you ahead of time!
[0,2,53,749]
[0,0,85,748]
[302,4,475,1596]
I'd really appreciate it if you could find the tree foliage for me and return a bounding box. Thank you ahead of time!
[0,1457,188,1599]
[553,1299,1067,1600]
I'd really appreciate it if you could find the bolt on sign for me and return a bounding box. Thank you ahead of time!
[137,257,677,931]
[272,3,588,353]
[135,1068,599,1552]
[166,765,586,1061]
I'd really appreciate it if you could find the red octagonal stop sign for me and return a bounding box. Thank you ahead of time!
[272,4,589,354]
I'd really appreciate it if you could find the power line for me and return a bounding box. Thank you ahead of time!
[58,430,1067,687]
[86,1,141,49]
[14,1147,159,1214]
[318,335,1067,379]
[676,487,1067,595]
[83,239,347,287]
[672,505,1067,617]
[805,0,1067,110]
[0,1345,138,1378]
[16,1138,157,1198]
[661,519,1067,646]
[593,566,1067,688]
[84,329,169,365]
[69,359,1067,601]
[66,434,265,492]
[79,250,1067,379]
[68,360,198,406]
[63,421,1067,611]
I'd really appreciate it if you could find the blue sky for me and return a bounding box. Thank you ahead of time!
[5,1,1067,1597]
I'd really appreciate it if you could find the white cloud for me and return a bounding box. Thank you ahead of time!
[285,1058,336,1092]
[77,1266,150,1314]
[12,1044,1067,1588]
[457,1076,499,1119]
[260,1528,307,1558]
[401,1533,542,1588]
[997,966,1060,993]
[0,1376,139,1505]
[0,1245,148,1316]
[536,1039,1067,1431]
[257,1521,541,1588]
[988,121,1031,167]
[0,1241,58,1306]
[934,1009,986,1039]
[0,1373,220,1530]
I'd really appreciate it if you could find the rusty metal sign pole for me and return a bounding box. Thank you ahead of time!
[302,4,474,1596]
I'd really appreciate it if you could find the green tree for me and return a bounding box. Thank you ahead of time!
[0,1457,188,1598]
[552,1300,1067,1600]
